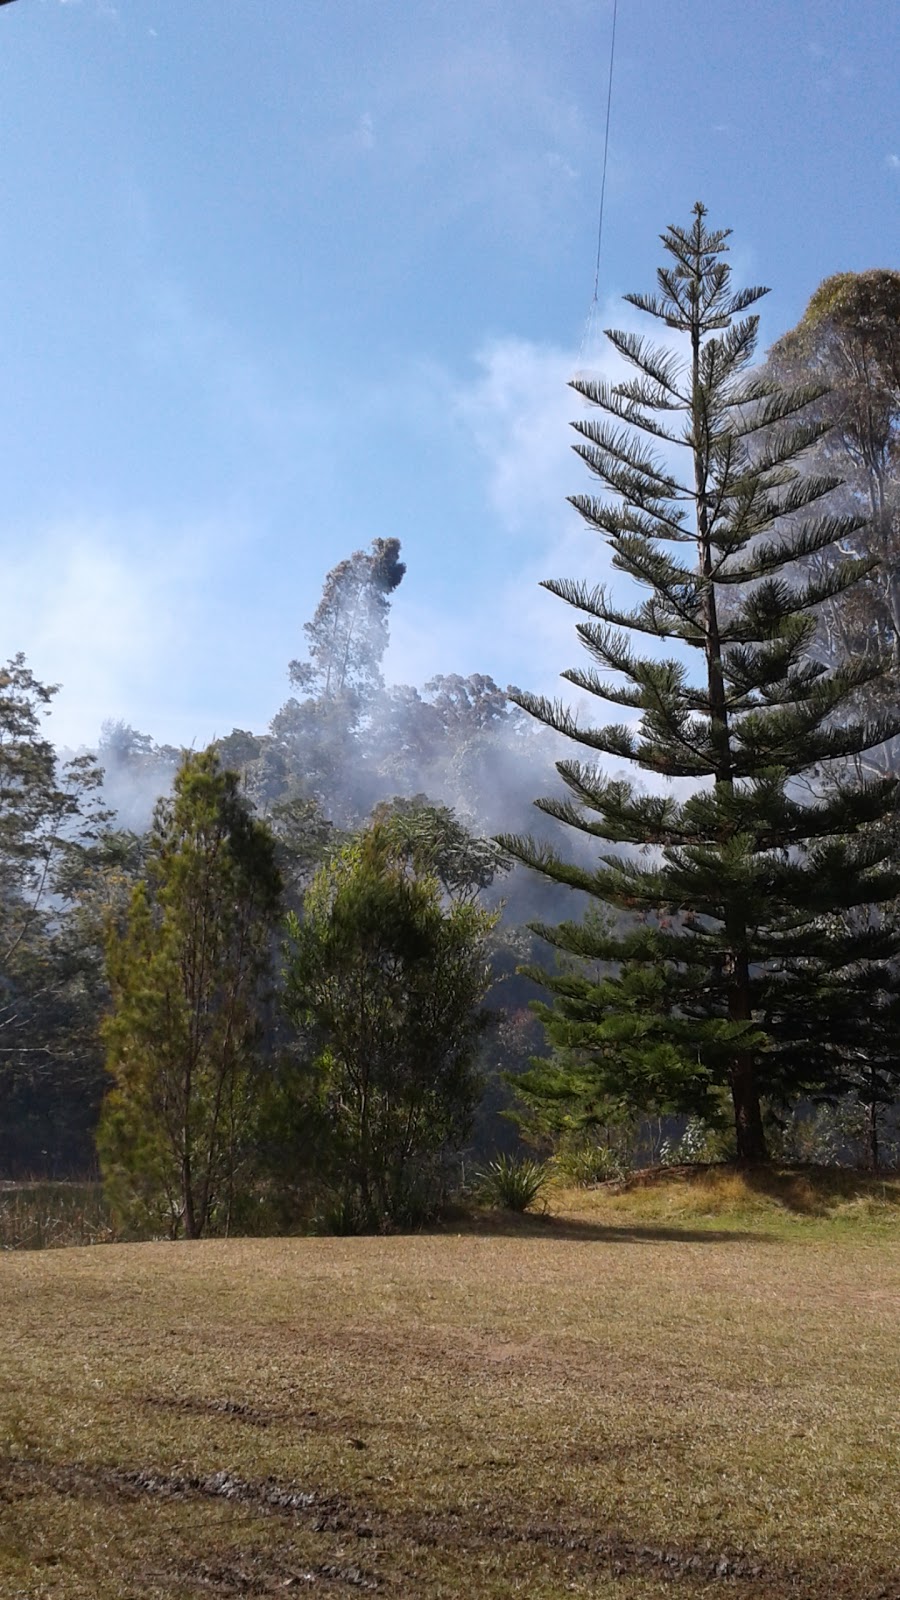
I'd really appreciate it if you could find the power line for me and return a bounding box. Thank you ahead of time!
[591,0,618,306]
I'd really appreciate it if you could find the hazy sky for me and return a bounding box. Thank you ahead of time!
[2,0,898,747]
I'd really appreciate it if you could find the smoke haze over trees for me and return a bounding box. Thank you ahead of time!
[4,221,900,1200]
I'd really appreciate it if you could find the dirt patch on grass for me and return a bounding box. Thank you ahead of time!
[5,1454,895,1599]
[175,1553,381,1592]
[142,1393,275,1429]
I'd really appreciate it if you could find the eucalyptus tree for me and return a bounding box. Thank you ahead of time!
[288,537,406,704]
[264,538,407,826]
[768,270,900,768]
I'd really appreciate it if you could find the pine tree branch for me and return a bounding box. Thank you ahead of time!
[569,493,691,542]
[571,377,685,435]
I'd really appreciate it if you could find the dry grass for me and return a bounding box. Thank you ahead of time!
[2,1182,900,1597]
[0,1182,115,1252]
[563,1162,900,1230]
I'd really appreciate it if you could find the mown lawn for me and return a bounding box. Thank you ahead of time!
[2,1175,900,1598]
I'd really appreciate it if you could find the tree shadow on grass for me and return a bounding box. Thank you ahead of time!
[436,1208,774,1245]
[737,1161,900,1214]
[620,1160,900,1217]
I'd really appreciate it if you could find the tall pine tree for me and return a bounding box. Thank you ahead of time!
[503,206,900,1162]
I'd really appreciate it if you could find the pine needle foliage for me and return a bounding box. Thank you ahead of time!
[501,206,900,1162]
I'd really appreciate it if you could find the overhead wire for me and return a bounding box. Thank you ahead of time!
[591,0,618,305]
[576,0,619,375]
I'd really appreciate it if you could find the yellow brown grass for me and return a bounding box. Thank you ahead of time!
[2,1186,900,1596]
[556,1162,900,1228]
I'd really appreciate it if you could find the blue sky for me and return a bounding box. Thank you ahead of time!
[2,0,898,748]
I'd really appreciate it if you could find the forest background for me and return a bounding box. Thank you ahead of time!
[4,240,900,1224]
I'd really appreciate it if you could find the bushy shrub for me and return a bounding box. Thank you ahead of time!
[284,825,495,1229]
[553,1136,631,1186]
[770,1101,900,1170]
[477,1154,549,1213]
[659,1117,735,1167]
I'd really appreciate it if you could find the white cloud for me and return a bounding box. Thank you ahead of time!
[0,518,221,749]
[392,317,694,711]
[886,154,900,172]
[448,309,685,547]
[380,324,631,700]
[382,334,605,698]
[450,337,580,534]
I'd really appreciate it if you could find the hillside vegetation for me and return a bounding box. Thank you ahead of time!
[3,1186,900,1598]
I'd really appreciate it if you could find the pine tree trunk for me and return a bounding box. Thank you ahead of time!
[689,255,767,1168]
[730,1057,767,1164]
[727,958,767,1164]
[865,1096,880,1174]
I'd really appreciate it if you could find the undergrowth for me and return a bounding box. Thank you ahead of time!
[4,1163,900,1251]
[0,1182,117,1250]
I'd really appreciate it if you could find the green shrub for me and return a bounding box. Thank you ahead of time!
[477,1154,549,1213]
[310,1191,371,1236]
[659,1116,735,1167]
[311,1169,456,1235]
[553,1140,627,1186]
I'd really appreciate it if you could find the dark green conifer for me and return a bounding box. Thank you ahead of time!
[502,206,900,1162]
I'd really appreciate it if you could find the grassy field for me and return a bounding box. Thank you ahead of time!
[3,1171,900,1598]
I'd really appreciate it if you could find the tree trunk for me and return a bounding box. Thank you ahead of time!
[182,1151,197,1239]
[728,956,767,1164]
[865,1096,880,1174]
[690,277,766,1169]
[730,1055,767,1164]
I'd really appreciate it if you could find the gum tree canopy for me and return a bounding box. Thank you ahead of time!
[502,205,900,1163]
[768,270,900,759]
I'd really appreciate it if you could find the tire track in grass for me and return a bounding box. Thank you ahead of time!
[5,1454,893,1597]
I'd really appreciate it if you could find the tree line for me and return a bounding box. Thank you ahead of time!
[3,207,900,1227]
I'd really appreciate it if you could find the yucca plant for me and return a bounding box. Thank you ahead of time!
[477,1153,549,1213]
